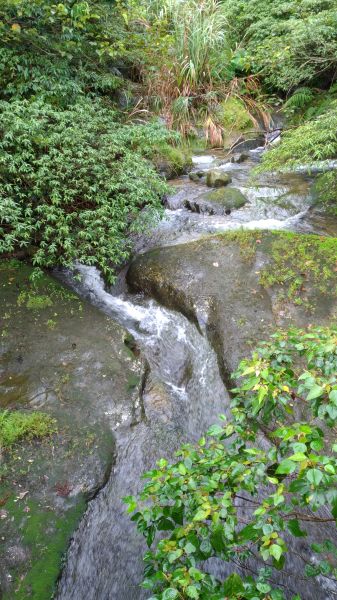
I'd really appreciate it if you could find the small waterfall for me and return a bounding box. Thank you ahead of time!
[56,266,229,600]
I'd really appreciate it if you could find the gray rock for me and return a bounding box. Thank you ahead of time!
[127,231,337,374]
[0,262,142,598]
[185,187,247,215]
[230,152,249,163]
[206,169,232,188]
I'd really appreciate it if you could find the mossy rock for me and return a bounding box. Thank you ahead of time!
[204,187,247,210]
[127,230,337,374]
[189,171,204,183]
[230,152,249,163]
[0,260,141,599]
[185,187,247,215]
[153,145,192,179]
[206,169,232,188]
[221,97,254,132]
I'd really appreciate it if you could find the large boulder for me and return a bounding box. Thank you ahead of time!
[185,187,247,215]
[127,230,337,376]
[206,169,232,188]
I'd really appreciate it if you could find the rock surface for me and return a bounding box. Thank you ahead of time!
[0,260,141,600]
[206,169,232,188]
[127,231,337,378]
[185,187,248,215]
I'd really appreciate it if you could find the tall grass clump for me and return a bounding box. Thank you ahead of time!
[130,0,269,143]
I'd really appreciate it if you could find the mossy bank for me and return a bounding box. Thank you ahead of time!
[0,260,142,599]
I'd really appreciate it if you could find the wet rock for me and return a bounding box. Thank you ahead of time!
[185,187,247,215]
[206,169,232,188]
[189,170,205,183]
[230,152,249,163]
[127,231,337,375]
[189,172,199,183]
[0,261,141,599]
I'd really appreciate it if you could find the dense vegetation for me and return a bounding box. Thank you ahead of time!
[0,0,177,279]
[126,327,337,599]
[1,0,337,270]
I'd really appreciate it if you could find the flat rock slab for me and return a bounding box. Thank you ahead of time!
[0,260,141,599]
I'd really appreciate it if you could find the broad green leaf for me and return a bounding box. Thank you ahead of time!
[306,468,323,486]
[269,544,283,561]
[223,573,244,596]
[306,384,324,401]
[287,519,307,537]
[186,585,199,599]
[162,589,179,600]
[276,459,297,475]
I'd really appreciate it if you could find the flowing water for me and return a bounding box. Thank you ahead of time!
[56,149,336,599]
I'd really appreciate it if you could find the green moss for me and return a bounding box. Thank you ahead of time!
[217,230,337,307]
[4,497,86,600]
[153,143,192,176]
[220,97,253,132]
[0,410,57,448]
[204,187,247,209]
[259,232,337,305]
[18,292,53,310]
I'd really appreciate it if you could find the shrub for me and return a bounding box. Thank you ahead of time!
[256,101,337,213]
[0,99,172,280]
[0,410,56,448]
[222,0,337,92]
[125,326,337,599]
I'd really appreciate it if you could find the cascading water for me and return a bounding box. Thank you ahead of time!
[56,265,229,600]
[56,149,337,600]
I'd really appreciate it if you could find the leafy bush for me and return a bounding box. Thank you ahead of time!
[222,0,337,92]
[0,0,128,104]
[0,410,56,448]
[0,99,173,280]
[125,327,337,599]
[256,101,337,213]
[126,0,268,142]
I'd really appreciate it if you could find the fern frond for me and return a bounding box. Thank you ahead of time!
[284,87,313,110]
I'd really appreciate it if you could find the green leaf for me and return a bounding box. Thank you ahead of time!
[162,589,179,600]
[276,459,297,475]
[306,384,324,401]
[168,550,183,564]
[306,468,323,486]
[193,509,210,521]
[223,573,244,596]
[269,544,283,561]
[184,542,196,555]
[329,390,337,405]
[288,452,307,462]
[178,463,187,475]
[186,585,199,599]
[287,519,307,537]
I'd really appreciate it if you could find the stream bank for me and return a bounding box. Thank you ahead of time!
[0,261,142,599]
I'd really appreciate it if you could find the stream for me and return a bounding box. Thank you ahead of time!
[56,148,336,599]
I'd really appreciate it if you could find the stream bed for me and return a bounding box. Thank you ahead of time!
[1,148,334,599]
[54,149,337,599]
